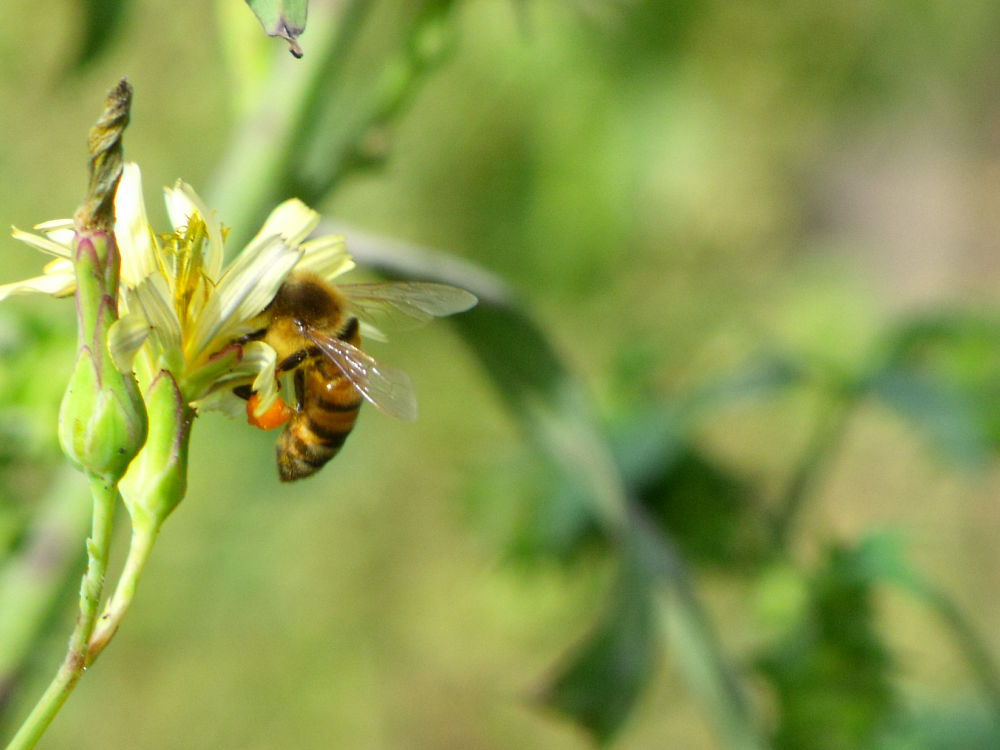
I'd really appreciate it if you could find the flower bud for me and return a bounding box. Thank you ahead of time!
[59,230,147,480]
[119,371,193,529]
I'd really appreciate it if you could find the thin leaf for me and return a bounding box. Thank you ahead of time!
[340,222,627,532]
[245,0,308,57]
[868,369,989,467]
[540,551,656,744]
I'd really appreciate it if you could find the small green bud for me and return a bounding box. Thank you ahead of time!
[119,371,193,530]
[59,231,147,480]
[59,345,146,479]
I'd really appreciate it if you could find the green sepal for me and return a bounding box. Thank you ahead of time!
[120,371,193,530]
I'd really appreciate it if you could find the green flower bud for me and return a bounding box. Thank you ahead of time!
[119,371,193,530]
[59,230,147,480]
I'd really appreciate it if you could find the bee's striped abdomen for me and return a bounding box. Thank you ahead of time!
[275,320,363,482]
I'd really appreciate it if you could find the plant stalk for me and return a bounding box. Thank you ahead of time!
[86,523,158,664]
[4,474,117,750]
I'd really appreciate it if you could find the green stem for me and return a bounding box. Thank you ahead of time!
[630,511,766,750]
[4,473,118,750]
[913,584,1000,720]
[86,523,158,664]
[772,393,854,546]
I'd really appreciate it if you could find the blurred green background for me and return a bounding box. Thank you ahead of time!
[2,1,1000,748]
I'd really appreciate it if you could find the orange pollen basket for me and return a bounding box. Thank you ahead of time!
[246,392,294,430]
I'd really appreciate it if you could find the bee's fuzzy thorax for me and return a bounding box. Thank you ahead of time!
[270,272,344,327]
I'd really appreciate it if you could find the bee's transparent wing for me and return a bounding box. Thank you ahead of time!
[304,328,418,422]
[339,282,477,333]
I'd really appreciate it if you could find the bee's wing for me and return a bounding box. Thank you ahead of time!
[303,328,418,422]
[339,282,477,332]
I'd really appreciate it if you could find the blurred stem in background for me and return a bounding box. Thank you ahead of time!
[771,391,856,546]
[211,1,457,247]
[0,468,92,716]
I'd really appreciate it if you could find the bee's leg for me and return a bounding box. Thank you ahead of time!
[277,348,309,373]
[293,369,306,411]
[235,327,268,345]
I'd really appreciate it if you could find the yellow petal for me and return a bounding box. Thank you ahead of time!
[0,270,75,301]
[107,312,152,373]
[11,226,72,258]
[295,234,355,281]
[188,236,301,359]
[129,274,183,368]
[252,198,319,249]
[115,163,161,286]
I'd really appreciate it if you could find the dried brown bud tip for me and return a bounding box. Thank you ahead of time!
[75,77,133,232]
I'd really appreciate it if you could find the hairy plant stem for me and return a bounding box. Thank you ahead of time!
[4,475,117,750]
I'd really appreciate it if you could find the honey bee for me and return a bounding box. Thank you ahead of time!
[237,271,476,481]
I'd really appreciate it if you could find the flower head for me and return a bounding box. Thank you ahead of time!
[2,163,354,414]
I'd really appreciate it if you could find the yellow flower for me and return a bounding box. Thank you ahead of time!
[2,163,354,415]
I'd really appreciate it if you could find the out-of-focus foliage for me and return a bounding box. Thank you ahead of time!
[68,0,128,72]
[2,0,1000,748]
[878,314,1000,455]
[756,542,895,750]
[542,552,657,744]
[0,307,74,554]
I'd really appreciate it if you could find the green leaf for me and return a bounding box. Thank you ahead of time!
[878,312,1000,452]
[540,553,656,744]
[686,352,807,413]
[245,0,308,57]
[756,542,896,750]
[635,445,769,570]
[344,230,765,749]
[868,369,989,467]
[344,226,630,533]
